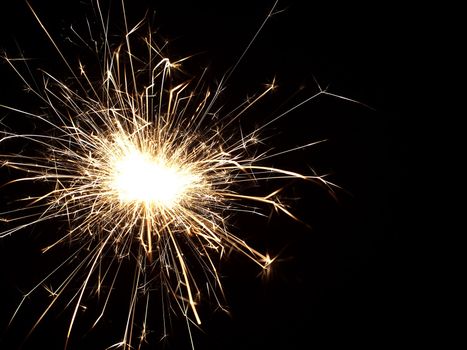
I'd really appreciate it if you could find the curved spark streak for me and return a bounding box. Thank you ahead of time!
[0,1,338,349]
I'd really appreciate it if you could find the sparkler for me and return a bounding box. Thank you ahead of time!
[1,1,338,348]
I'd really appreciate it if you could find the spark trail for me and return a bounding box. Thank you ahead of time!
[0,1,338,348]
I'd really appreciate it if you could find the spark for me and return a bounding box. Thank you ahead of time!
[0,1,338,349]
[109,145,199,207]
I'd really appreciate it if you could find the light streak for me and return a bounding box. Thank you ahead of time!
[0,1,339,348]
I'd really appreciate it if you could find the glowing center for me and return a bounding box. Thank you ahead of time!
[112,150,194,207]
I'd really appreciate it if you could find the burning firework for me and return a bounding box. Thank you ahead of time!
[0,1,341,348]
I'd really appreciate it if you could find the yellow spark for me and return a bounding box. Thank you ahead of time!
[0,1,338,349]
[108,140,200,207]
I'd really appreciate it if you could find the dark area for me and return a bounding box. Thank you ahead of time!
[1,0,405,349]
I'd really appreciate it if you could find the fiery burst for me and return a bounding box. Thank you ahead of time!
[0,1,335,348]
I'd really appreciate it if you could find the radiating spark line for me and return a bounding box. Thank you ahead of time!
[0,1,342,349]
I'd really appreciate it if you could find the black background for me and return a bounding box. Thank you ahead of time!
[0,1,406,349]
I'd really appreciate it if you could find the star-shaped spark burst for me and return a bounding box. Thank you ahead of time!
[0,1,339,348]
